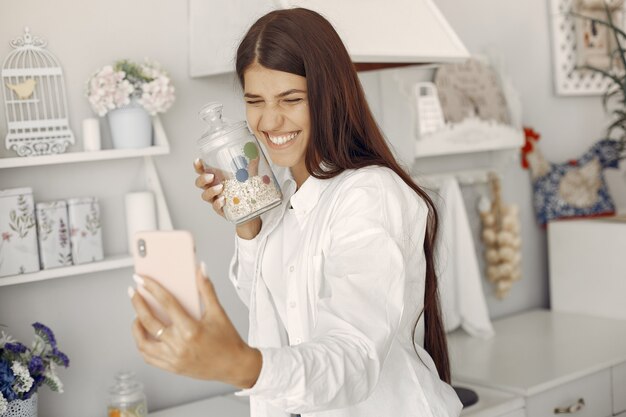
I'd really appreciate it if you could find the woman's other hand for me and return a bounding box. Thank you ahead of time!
[128,263,262,388]
[194,158,262,239]
[194,158,227,218]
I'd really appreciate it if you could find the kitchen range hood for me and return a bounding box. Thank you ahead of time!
[189,0,469,77]
[289,0,469,71]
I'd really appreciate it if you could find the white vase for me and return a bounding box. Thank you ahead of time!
[1,393,37,417]
[107,101,153,149]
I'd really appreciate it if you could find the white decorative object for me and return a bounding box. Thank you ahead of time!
[67,197,103,264]
[0,187,40,277]
[125,191,157,254]
[107,101,153,149]
[1,27,75,156]
[413,82,445,138]
[550,0,625,95]
[435,58,511,125]
[82,118,101,151]
[1,393,37,417]
[414,117,524,158]
[35,200,72,269]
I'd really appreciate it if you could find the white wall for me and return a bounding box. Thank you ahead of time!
[0,0,622,416]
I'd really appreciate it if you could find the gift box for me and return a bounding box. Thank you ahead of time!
[0,187,41,277]
[36,200,73,269]
[67,197,104,264]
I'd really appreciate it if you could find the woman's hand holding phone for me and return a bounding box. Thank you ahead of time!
[128,263,262,388]
[193,158,262,240]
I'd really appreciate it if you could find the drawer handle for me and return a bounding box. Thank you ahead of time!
[554,398,585,414]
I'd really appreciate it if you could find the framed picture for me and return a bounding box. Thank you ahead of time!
[549,0,625,95]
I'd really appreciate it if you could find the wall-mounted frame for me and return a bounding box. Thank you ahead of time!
[549,0,625,96]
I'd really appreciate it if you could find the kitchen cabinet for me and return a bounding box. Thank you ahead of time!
[448,309,626,417]
[0,117,172,287]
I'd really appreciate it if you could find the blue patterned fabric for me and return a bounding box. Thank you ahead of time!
[533,139,620,226]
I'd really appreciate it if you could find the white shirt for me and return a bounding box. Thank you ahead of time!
[228,165,462,417]
[262,206,300,330]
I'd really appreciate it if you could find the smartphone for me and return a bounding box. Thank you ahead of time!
[132,230,203,325]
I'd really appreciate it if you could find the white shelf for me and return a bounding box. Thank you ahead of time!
[0,254,133,287]
[0,116,173,286]
[414,117,524,158]
[0,116,170,168]
[0,146,169,168]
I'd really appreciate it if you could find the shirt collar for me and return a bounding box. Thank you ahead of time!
[289,173,333,221]
[272,163,337,222]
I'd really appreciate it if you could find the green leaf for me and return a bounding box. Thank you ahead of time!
[603,86,622,111]
[44,376,61,392]
[576,64,623,88]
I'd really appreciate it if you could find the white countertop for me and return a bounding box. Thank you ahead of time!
[455,383,524,417]
[447,308,626,396]
[149,384,523,417]
[149,394,249,417]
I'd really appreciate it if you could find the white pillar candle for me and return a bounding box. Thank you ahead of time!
[82,118,101,151]
[125,191,157,254]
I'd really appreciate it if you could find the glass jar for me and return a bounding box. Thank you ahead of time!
[107,371,147,417]
[197,102,282,225]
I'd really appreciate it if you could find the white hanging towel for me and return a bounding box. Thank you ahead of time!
[436,176,494,339]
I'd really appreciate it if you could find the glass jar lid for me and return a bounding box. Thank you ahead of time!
[197,102,249,153]
[108,371,144,405]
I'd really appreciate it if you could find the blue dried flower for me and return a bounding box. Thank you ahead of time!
[0,360,16,401]
[5,342,27,354]
[51,347,70,368]
[32,322,56,348]
[28,356,44,375]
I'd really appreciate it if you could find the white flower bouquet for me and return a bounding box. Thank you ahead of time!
[86,59,175,117]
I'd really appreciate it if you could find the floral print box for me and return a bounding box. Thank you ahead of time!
[36,200,73,269]
[67,197,103,264]
[0,187,41,277]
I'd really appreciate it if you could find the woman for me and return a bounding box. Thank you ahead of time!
[129,7,462,417]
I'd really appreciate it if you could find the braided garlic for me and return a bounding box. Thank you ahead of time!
[479,173,522,299]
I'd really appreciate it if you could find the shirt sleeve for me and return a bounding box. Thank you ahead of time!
[228,233,260,309]
[236,174,412,413]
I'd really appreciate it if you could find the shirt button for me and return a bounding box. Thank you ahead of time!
[289,266,294,273]
[295,338,302,344]
[289,301,296,309]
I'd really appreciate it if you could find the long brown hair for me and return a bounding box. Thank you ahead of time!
[236,7,450,384]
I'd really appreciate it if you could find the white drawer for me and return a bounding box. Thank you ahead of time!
[526,369,612,417]
[614,362,626,415]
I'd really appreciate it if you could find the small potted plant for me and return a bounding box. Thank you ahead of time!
[85,59,175,149]
[0,323,69,416]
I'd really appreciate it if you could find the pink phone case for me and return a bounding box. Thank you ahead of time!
[132,230,203,325]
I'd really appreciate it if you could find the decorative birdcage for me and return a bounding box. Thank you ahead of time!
[1,27,74,156]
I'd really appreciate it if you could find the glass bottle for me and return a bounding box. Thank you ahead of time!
[197,102,282,225]
[107,371,147,417]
